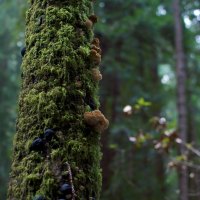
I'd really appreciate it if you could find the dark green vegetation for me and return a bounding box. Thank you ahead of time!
[1,0,200,199]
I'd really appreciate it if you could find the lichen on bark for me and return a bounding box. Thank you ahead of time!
[7,0,108,199]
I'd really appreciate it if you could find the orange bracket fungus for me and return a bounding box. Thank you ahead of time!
[84,110,109,133]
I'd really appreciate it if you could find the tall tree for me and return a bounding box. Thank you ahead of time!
[173,0,188,200]
[7,1,108,199]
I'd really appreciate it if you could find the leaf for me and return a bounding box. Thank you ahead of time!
[137,98,152,107]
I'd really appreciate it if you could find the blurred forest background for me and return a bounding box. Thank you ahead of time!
[0,0,200,199]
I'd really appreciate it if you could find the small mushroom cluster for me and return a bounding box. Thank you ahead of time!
[90,38,101,66]
[84,110,109,133]
[84,14,98,29]
[30,129,55,152]
[91,68,102,82]
[82,15,109,133]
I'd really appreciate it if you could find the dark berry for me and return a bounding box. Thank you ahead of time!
[30,138,44,151]
[60,183,72,195]
[21,47,26,57]
[44,129,55,141]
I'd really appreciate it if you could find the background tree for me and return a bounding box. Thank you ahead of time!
[173,0,188,199]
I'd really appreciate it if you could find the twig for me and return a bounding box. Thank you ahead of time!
[65,162,76,200]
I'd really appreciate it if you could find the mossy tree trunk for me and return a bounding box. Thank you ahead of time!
[8,0,108,199]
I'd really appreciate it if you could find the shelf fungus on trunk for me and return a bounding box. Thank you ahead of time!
[89,15,98,24]
[84,110,109,133]
[90,38,102,66]
[84,15,98,29]
[90,50,101,66]
[91,68,102,81]
[91,38,102,55]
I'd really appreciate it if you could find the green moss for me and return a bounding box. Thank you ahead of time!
[8,0,103,199]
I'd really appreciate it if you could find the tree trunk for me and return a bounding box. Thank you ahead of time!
[7,1,108,200]
[101,71,120,190]
[173,0,188,200]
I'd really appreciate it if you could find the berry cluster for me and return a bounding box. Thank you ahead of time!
[30,129,55,152]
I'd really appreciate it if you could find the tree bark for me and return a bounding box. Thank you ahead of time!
[173,0,188,200]
[8,1,108,200]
